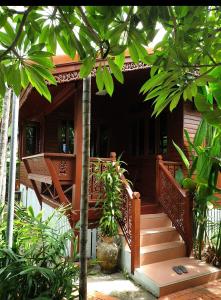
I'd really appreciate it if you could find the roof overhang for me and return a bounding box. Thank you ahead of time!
[19,48,153,108]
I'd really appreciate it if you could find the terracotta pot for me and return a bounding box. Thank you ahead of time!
[96,236,119,274]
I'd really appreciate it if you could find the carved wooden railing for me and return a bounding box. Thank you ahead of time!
[118,172,141,274]
[22,153,76,207]
[89,154,115,205]
[89,152,141,274]
[156,155,193,255]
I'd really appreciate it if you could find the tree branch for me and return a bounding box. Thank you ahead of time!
[0,6,33,61]
[76,6,101,44]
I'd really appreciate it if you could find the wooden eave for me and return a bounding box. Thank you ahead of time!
[19,48,153,108]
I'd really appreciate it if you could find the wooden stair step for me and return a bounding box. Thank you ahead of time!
[134,257,221,297]
[140,241,186,265]
[140,213,171,229]
[140,226,180,246]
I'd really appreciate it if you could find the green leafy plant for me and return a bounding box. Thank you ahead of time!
[94,158,127,237]
[0,204,79,299]
[173,119,221,260]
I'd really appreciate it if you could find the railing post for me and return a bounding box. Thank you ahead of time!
[184,191,193,256]
[156,155,163,202]
[131,191,140,274]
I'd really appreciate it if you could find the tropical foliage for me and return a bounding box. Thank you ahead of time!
[173,119,221,261]
[140,6,221,118]
[0,204,79,299]
[0,6,163,100]
[94,158,128,237]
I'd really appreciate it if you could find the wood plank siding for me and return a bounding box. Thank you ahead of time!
[183,102,202,161]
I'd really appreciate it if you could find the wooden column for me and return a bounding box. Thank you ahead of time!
[184,191,193,256]
[73,83,83,210]
[131,191,141,274]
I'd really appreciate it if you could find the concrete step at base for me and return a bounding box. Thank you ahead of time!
[140,241,186,265]
[140,213,171,229]
[134,257,221,297]
[140,226,180,247]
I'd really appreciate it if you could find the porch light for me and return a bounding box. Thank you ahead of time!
[96,89,107,96]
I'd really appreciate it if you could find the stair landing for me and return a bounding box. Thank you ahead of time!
[134,257,221,297]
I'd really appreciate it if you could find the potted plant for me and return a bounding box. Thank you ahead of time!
[94,157,126,273]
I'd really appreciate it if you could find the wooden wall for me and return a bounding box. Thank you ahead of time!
[183,102,202,160]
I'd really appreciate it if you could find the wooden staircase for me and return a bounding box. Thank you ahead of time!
[123,212,221,297]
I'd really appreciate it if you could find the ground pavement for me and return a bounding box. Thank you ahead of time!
[87,271,221,300]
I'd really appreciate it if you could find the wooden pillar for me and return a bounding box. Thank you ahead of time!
[131,191,141,274]
[184,191,193,256]
[73,83,83,210]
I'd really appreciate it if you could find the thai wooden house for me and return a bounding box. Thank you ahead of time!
[18,52,221,297]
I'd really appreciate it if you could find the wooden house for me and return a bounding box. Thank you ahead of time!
[18,53,221,297]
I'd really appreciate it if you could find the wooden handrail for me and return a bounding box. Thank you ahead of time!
[117,162,141,274]
[22,152,76,160]
[156,155,193,256]
[159,161,187,198]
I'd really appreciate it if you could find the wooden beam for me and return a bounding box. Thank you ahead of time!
[23,159,42,206]
[44,157,70,206]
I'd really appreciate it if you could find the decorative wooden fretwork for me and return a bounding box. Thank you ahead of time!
[54,61,150,83]
[156,155,193,255]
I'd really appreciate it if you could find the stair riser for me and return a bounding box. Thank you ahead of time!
[160,270,221,297]
[140,231,180,247]
[140,245,186,265]
[140,217,171,229]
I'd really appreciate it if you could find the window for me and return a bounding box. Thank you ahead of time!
[24,122,40,156]
[59,120,74,153]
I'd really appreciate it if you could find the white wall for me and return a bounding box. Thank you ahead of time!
[20,184,97,258]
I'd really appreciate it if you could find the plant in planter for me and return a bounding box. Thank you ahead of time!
[94,157,127,274]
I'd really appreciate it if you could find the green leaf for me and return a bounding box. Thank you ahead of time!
[109,45,127,56]
[27,56,54,70]
[96,65,104,92]
[183,85,192,101]
[193,119,207,147]
[194,93,211,113]
[20,67,29,89]
[128,44,139,64]
[4,21,15,40]
[114,52,125,70]
[39,25,50,44]
[25,66,51,101]
[103,66,114,96]
[140,72,169,94]
[0,32,12,46]
[191,81,198,97]
[175,168,184,185]
[169,92,182,111]
[27,64,57,85]
[48,26,57,54]
[108,58,124,84]
[79,58,95,78]
[173,141,190,170]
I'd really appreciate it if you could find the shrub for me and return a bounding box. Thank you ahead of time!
[0,204,79,299]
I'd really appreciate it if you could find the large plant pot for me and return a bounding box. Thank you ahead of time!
[96,236,119,274]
